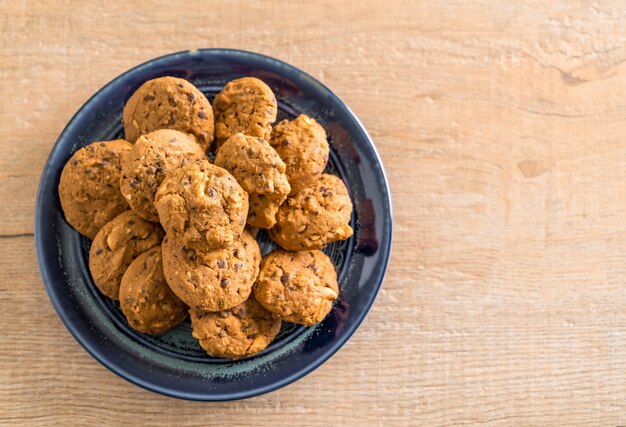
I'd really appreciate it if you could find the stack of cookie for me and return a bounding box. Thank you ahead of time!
[58,75,353,359]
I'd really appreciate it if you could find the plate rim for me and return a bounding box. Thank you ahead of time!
[34,48,393,401]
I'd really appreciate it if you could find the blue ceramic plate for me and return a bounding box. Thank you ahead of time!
[35,49,392,401]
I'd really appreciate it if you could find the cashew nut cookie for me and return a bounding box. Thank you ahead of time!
[269,174,353,251]
[120,129,205,222]
[161,230,261,312]
[214,133,290,229]
[154,159,248,250]
[270,114,329,194]
[89,211,165,300]
[253,250,338,326]
[119,246,188,334]
[59,139,132,239]
[212,77,277,150]
[122,76,214,151]
[189,297,281,359]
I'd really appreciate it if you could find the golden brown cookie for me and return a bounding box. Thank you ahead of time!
[269,174,353,251]
[154,159,248,250]
[58,139,132,239]
[119,246,187,334]
[161,230,261,312]
[120,129,205,222]
[190,298,281,359]
[253,250,338,325]
[212,77,277,150]
[89,211,164,300]
[122,76,214,151]
[270,114,329,194]
[214,133,290,229]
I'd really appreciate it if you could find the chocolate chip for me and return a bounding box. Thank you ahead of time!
[130,178,141,188]
[282,139,289,147]
[144,95,155,102]
[281,273,290,284]
[182,247,197,261]
[168,95,176,106]
[100,142,106,147]
[233,249,240,257]
[177,83,184,88]
[72,160,78,166]
[146,166,155,175]
[187,93,195,103]
[99,159,109,167]
[247,333,256,339]
[220,278,230,287]
[170,138,177,143]
[218,330,226,337]
[323,191,333,197]
[169,112,176,125]
[207,188,215,197]
[155,166,164,174]
[128,220,135,226]
[95,248,103,255]
[198,110,207,119]
[123,296,132,305]
[198,132,207,143]
[247,148,254,157]
[217,260,226,268]
[183,180,190,186]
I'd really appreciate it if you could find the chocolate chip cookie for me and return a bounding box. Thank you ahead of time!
[212,77,277,150]
[120,129,205,222]
[59,139,132,239]
[161,230,261,312]
[254,250,338,325]
[214,133,290,229]
[122,76,214,151]
[190,297,281,359]
[119,246,187,334]
[89,211,164,300]
[154,159,248,250]
[269,174,353,251]
[270,114,329,194]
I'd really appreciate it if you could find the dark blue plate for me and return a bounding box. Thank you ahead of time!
[35,49,392,401]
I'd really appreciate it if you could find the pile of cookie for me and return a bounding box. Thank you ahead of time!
[58,76,353,359]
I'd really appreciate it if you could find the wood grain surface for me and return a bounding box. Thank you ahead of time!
[2,1,626,425]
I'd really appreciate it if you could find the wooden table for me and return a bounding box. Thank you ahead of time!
[3,1,626,425]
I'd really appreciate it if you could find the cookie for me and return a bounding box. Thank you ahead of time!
[214,133,290,229]
[154,159,248,250]
[122,76,214,151]
[269,174,353,251]
[119,246,187,334]
[89,211,164,300]
[190,298,281,359]
[120,129,205,222]
[254,250,338,325]
[270,114,329,194]
[212,77,277,150]
[59,139,132,239]
[161,230,261,312]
